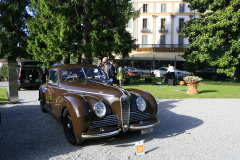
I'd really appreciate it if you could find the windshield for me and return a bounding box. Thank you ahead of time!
[61,67,107,81]
[83,67,107,80]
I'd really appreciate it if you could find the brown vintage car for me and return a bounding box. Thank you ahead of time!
[39,64,159,145]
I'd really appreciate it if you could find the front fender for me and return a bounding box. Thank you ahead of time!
[55,93,92,139]
[126,88,158,116]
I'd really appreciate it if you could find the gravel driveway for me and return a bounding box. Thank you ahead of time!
[1,82,240,160]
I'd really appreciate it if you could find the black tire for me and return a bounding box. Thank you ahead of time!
[62,108,83,146]
[40,92,47,113]
[211,75,217,80]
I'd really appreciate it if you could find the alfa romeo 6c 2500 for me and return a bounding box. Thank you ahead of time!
[39,64,160,145]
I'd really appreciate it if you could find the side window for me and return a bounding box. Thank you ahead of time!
[49,70,58,84]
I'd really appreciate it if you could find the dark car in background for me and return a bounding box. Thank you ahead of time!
[18,60,45,90]
[194,68,228,80]
[124,67,141,78]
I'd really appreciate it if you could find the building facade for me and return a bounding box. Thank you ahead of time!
[115,0,198,70]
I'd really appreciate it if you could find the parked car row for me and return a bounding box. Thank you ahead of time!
[194,68,228,80]
[152,67,192,78]
[16,60,230,92]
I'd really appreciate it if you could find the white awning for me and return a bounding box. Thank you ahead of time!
[114,51,185,61]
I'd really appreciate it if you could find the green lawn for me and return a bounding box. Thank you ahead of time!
[0,88,8,103]
[0,79,239,103]
[122,78,240,99]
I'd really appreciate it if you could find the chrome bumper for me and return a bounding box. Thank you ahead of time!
[129,120,160,130]
[82,129,121,139]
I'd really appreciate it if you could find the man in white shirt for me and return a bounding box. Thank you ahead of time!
[167,64,175,72]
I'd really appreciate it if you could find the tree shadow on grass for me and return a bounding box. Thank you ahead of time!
[198,90,218,94]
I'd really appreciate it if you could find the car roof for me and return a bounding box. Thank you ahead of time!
[21,60,42,65]
[51,64,98,70]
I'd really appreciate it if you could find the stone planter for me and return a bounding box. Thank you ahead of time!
[185,80,199,94]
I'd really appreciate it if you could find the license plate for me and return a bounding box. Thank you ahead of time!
[141,128,154,135]
[24,80,29,83]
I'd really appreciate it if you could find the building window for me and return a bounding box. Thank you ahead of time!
[179,18,184,30]
[180,3,185,13]
[161,4,166,13]
[161,18,166,30]
[142,35,147,47]
[143,19,147,30]
[143,4,147,13]
[160,35,166,45]
[179,35,184,45]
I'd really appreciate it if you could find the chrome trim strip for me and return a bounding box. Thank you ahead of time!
[129,120,160,130]
[82,129,121,139]
[59,87,114,97]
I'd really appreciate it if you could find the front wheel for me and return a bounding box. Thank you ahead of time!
[62,108,83,146]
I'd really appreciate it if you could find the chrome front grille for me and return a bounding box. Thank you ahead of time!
[130,110,150,123]
[92,115,119,129]
[121,95,130,132]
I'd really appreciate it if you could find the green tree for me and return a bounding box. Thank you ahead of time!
[0,0,30,59]
[183,0,240,82]
[27,0,138,66]
[89,0,138,60]
[27,0,83,66]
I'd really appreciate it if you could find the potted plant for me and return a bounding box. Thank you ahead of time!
[0,65,8,81]
[183,76,202,94]
[183,76,202,83]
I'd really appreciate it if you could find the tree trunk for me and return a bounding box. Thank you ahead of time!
[234,63,240,82]
[63,57,70,64]
[82,0,92,64]
[77,56,82,64]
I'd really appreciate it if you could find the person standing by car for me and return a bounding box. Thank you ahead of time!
[116,63,123,86]
[167,64,175,72]
[102,57,116,83]
[164,64,175,83]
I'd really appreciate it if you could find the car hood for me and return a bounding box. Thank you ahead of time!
[60,79,126,99]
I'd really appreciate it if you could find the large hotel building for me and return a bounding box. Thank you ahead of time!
[114,0,198,70]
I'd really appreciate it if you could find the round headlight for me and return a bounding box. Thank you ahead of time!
[136,97,146,112]
[94,101,106,118]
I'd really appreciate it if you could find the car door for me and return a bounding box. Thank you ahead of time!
[45,69,59,112]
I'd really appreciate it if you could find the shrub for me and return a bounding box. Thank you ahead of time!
[0,65,8,79]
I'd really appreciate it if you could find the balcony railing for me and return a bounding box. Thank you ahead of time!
[176,27,185,33]
[158,27,168,33]
[140,27,151,33]
[138,44,188,49]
